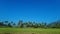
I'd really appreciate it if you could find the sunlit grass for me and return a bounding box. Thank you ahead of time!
[0,28,60,34]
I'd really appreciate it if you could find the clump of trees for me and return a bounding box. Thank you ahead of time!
[0,21,15,28]
[0,20,60,28]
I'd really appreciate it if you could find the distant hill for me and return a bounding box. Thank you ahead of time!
[47,20,60,28]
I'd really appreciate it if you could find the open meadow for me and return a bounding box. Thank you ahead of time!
[0,28,60,34]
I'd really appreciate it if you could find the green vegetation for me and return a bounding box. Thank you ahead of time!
[0,20,60,28]
[0,28,60,34]
[0,20,60,34]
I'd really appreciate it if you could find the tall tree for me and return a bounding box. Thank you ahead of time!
[8,23,12,27]
[18,20,23,28]
[13,23,16,27]
[0,22,4,26]
[26,21,33,28]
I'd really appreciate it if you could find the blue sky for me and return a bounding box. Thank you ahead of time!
[0,0,60,23]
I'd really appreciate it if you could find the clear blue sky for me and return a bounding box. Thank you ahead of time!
[0,0,60,23]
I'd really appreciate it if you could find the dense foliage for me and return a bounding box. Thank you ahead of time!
[0,20,60,28]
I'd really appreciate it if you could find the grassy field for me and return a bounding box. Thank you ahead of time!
[0,28,60,34]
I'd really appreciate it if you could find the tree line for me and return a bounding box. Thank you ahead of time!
[0,20,60,28]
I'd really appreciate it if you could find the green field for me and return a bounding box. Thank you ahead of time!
[0,28,60,34]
